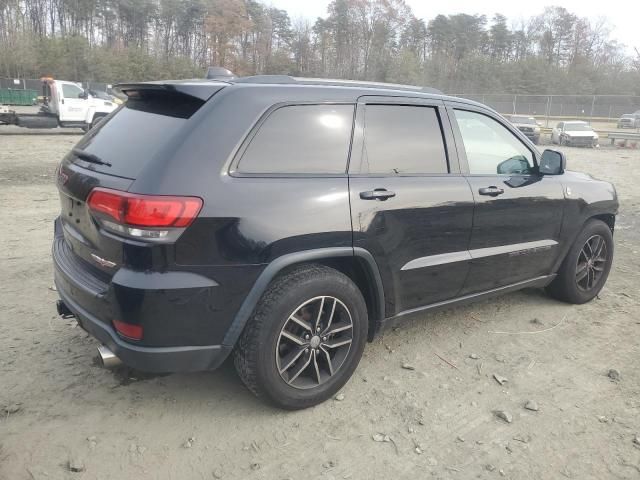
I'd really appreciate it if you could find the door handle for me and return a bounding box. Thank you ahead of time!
[359,189,396,201]
[478,186,504,197]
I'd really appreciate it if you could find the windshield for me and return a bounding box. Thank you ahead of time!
[511,116,536,125]
[564,123,592,132]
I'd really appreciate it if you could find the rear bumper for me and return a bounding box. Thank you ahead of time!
[52,217,236,372]
[57,287,231,373]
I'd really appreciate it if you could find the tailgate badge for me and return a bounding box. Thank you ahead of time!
[91,253,116,268]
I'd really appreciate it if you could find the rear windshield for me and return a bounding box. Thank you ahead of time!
[72,92,205,179]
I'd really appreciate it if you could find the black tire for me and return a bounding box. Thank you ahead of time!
[546,219,613,304]
[90,113,107,130]
[234,264,368,409]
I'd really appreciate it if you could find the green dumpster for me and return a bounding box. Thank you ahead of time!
[0,88,39,106]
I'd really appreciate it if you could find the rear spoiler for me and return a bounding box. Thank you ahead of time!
[113,82,226,101]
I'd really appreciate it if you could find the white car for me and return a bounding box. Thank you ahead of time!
[551,121,598,147]
[617,114,640,128]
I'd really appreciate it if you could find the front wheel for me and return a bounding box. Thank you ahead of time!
[89,114,107,130]
[546,219,614,304]
[234,264,368,409]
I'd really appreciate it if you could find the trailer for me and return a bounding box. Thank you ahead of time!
[0,78,118,130]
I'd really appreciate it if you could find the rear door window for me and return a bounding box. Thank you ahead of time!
[236,104,355,174]
[352,105,448,175]
[72,92,205,179]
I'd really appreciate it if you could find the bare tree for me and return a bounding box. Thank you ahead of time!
[0,0,637,95]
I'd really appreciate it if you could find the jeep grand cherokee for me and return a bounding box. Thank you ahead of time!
[53,74,618,409]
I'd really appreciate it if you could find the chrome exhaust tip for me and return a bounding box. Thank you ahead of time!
[97,345,122,368]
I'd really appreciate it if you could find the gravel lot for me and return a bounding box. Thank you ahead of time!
[1,134,639,480]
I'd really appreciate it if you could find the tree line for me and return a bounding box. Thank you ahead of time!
[1,0,639,95]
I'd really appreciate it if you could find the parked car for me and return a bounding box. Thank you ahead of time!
[508,115,541,144]
[551,121,599,147]
[53,74,618,409]
[617,114,640,129]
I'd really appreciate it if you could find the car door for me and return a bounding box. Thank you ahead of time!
[447,103,565,295]
[349,97,475,317]
[58,82,87,122]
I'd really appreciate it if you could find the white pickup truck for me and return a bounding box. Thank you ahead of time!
[0,78,119,130]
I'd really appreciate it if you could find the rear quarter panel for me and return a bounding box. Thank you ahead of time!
[129,84,357,267]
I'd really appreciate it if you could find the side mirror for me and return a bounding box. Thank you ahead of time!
[539,149,566,175]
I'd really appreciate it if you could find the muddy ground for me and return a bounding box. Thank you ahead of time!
[0,134,639,480]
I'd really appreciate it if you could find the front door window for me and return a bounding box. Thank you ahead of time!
[454,109,534,175]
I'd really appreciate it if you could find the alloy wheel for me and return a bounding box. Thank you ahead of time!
[575,234,608,291]
[275,296,353,389]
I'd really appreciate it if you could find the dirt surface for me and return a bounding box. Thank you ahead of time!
[1,135,639,480]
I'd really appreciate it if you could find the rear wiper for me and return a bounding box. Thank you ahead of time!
[72,148,112,167]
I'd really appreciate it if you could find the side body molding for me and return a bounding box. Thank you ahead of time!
[401,239,559,271]
[223,247,386,347]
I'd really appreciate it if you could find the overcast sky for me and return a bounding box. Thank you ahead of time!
[267,1,639,53]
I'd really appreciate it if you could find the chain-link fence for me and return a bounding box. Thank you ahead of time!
[3,77,640,126]
[451,94,640,127]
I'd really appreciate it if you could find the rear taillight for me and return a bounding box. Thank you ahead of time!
[87,187,202,241]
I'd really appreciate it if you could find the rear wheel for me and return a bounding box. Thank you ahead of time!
[234,264,368,409]
[546,219,613,304]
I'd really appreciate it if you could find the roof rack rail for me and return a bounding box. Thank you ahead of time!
[290,77,443,94]
[234,75,296,84]
[232,75,442,94]
[203,69,444,95]
[420,87,443,94]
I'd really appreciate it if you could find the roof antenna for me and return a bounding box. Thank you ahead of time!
[206,67,236,80]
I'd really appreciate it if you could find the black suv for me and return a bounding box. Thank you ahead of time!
[53,75,618,409]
